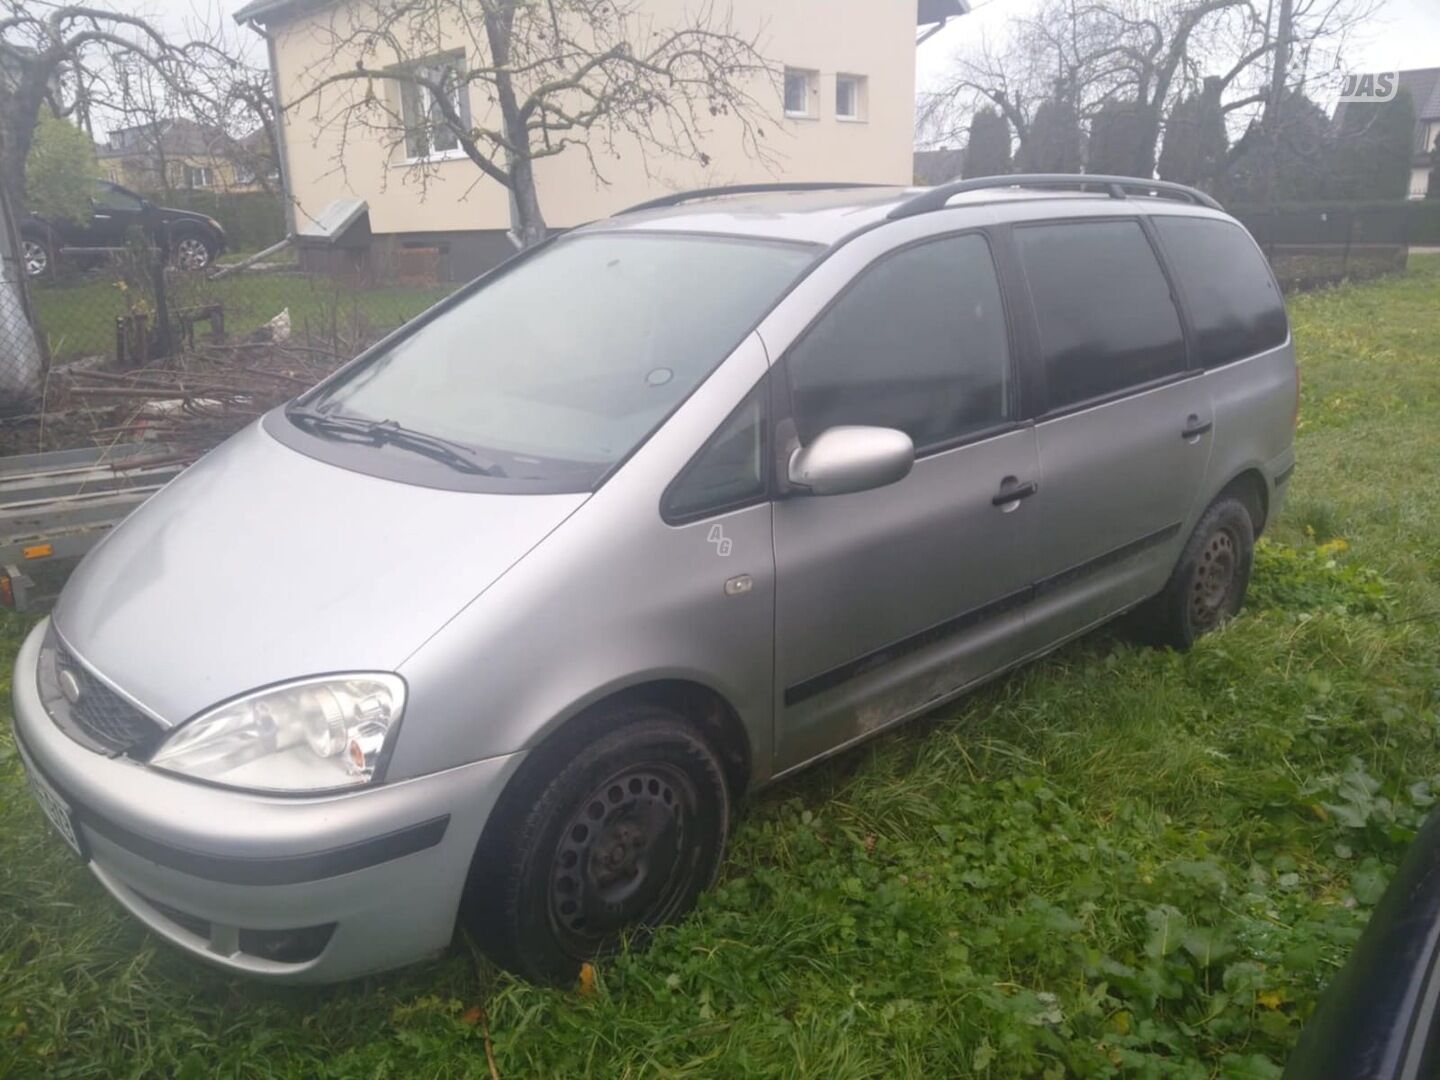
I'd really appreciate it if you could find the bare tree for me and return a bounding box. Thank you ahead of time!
[289,0,778,248]
[0,2,216,208]
[92,13,281,198]
[920,0,1379,186]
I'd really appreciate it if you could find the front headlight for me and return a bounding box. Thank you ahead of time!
[149,674,405,793]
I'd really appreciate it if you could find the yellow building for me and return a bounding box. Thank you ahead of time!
[98,119,279,197]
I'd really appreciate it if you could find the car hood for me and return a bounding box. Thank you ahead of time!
[53,422,586,725]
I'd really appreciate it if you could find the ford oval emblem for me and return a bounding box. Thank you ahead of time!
[58,667,81,705]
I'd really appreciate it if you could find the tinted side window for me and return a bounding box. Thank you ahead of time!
[93,184,143,212]
[663,383,767,523]
[786,233,1011,451]
[1154,217,1288,367]
[1016,220,1186,410]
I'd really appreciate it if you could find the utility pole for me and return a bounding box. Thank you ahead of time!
[1259,0,1294,202]
[1266,0,1293,122]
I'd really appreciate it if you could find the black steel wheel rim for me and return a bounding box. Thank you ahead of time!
[1191,527,1238,630]
[22,240,47,277]
[548,763,702,956]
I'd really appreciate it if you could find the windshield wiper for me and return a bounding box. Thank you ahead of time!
[286,405,505,477]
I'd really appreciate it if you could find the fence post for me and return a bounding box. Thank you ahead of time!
[150,243,173,362]
[1340,208,1353,281]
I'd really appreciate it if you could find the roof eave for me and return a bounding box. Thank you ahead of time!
[918,0,970,26]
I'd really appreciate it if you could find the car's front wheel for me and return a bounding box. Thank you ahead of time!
[21,236,52,279]
[464,705,731,984]
[172,232,216,272]
[1133,495,1256,650]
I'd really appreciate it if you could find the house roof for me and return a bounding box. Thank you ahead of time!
[238,0,969,28]
[1332,67,1440,160]
[1405,67,1440,121]
[919,0,969,26]
[99,117,222,158]
[98,117,273,162]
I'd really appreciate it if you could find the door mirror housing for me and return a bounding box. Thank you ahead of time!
[787,426,914,497]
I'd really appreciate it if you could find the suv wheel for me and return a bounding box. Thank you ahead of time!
[173,233,215,272]
[1132,496,1255,650]
[21,237,51,279]
[464,706,730,984]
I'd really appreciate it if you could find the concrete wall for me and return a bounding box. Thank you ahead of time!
[267,1,918,240]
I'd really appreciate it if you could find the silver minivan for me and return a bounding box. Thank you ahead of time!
[13,176,1297,985]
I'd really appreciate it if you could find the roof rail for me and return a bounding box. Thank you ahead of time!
[618,182,892,217]
[888,173,1223,220]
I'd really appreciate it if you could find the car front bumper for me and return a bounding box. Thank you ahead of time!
[12,620,525,983]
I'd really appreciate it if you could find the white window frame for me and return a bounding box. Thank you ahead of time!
[835,74,867,122]
[784,68,819,120]
[396,52,472,164]
[185,165,214,189]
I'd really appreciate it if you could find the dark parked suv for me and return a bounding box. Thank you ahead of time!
[21,180,228,278]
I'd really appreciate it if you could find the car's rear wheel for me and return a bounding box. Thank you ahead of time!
[21,237,51,279]
[172,233,215,272]
[464,706,730,985]
[1132,495,1255,650]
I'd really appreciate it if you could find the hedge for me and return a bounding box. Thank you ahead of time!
[163,190,287,252]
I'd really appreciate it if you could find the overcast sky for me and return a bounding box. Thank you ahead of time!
[916,0,1440,97]
[126,0,1440,129]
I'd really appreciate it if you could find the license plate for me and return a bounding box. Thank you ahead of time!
[25,764,83,858]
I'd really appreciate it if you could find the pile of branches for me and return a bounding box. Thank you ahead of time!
[37,342,346,461]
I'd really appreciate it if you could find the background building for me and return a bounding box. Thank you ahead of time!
[238,0,963,280]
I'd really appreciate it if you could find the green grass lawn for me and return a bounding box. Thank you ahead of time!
[29,271,456,362]
[2,259,1439,1078]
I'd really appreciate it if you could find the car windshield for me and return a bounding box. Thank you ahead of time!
[302,231,817,483]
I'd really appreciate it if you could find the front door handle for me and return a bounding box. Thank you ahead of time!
[1182,416,1213,440]
[992,479,1038,507]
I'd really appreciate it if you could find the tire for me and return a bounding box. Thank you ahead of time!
[463,706,731,985]
[171,231,216,272]
[20,235,52,279]
[1132,496,1255,650]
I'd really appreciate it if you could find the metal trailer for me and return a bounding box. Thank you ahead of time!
[0,443,187,611]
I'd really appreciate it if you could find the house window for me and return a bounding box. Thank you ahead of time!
[836,75,866,121]
[184,165,214,189]
[397,52,470,160]
[784,68,818,119]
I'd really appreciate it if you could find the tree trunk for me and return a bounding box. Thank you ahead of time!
[0,75,44,213]
[485,2,548,250]
[506,151,547,249]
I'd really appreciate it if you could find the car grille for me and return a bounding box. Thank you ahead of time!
[38,627,165,754]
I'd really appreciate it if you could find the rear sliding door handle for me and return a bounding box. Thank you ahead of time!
[1182,417,1213,440]
[992,479,1038,507]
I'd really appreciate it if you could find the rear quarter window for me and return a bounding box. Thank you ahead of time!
[1154,216,1288,368]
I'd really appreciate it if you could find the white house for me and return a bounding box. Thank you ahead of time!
[235,0,966,279]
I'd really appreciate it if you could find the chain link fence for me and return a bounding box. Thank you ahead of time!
[23,241,459,372]
[0,191,45,412]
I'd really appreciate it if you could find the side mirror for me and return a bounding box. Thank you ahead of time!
[788,426,914,497]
